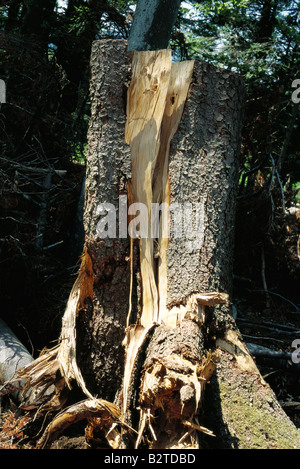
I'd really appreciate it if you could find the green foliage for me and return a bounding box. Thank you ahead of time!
[0,0,134,166]
[174,0,300,203]
[0,0,299,200]
[69,5,92,36]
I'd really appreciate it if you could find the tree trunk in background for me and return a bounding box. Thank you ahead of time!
[77,39,300,448]
[128,0,181,51]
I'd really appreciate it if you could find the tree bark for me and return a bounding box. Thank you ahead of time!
[2,39,299,449]
[77,39,132,401]
[77,39,300,448]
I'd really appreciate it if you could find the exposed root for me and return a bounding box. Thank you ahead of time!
[37,398,126,449]
[135,350,219,448]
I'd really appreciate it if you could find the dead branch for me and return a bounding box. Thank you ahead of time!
[0,318,33,402]
[237,317,300,339]
[36,398,127,449]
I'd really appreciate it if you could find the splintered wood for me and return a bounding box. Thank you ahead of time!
[5,47,229,450]
[125,51,195,327]
[37,398,125,449]
[122,51,227,448]
[58,247,95,397]
[125,50,171,327]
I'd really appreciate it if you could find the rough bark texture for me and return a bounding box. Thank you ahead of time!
[199,349,300,449]
[78,39,132,401]
[76,39,300,448]
[166,62,244,304]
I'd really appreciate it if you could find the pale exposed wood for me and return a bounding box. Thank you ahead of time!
[122,54,196,437]
[125,49,172,327]
[0,318,34,402]
[195,292,229,306]
[162,292,206,328]
[154,60,195,324]
[125,53,195,328]
[161,292,228,328]
[57,247,94,398]
[216,328,261,375]
[135,322,219,449]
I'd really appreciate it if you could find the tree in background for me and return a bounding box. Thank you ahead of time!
[0,0,135,349]
[183,0,300,309]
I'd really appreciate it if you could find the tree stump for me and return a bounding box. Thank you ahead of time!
[77,39,299,449]
[3,39,299,450]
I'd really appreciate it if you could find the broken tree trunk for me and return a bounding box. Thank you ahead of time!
[72,40,299,448]
[3,39,300,449]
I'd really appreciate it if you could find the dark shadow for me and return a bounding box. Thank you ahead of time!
[198,371,240,449]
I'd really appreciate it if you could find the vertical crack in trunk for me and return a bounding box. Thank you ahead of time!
[153,61,195,323]
[125,49,172,327]
[122,51,195,429]
[125,51,194,327]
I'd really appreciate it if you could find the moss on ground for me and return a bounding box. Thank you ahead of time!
[216,358,300,449]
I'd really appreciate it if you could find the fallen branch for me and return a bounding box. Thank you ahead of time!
[0,318,34,402]
[247,343,294,360]
[37,398,130,449]
[237,317,300,339]
[246,342,300,375]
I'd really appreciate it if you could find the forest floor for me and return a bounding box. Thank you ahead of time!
[233,195,300,430]
[234,297,300,429]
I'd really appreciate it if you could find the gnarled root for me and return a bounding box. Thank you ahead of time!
[130,320,219,449]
